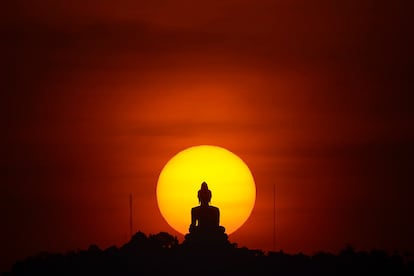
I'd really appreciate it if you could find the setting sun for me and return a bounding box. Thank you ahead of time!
[156,145,256,235]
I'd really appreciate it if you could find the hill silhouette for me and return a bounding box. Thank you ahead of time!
[7,183,414,275]
[7,231,413,276]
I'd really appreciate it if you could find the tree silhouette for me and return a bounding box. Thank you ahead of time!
[9,232,413,275]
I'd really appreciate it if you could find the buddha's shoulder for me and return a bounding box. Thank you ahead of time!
[209,206,219,211]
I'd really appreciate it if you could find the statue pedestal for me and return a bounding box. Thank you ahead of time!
[182,226,231,250]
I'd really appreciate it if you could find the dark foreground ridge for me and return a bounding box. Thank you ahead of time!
[8,231,414,276]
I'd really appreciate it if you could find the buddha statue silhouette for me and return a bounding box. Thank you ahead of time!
[184,182,228,246]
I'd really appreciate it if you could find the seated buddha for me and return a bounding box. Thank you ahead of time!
[189,182,225,235]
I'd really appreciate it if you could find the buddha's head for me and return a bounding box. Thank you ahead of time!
[198,181,212,205]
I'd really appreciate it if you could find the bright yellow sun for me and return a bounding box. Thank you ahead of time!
[156,145,256,235]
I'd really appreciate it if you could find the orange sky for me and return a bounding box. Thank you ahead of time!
[2,0,414,272]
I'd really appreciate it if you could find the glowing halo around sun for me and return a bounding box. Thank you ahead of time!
[156,145,256,235]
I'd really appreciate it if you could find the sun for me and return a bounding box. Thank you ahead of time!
[156,145,256,235]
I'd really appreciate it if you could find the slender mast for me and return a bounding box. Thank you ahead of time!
[273,182,276,251]
[129,194,133,238]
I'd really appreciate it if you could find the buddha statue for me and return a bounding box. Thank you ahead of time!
[187,182,226,238]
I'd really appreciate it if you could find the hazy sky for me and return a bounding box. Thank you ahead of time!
[2,0,413,272]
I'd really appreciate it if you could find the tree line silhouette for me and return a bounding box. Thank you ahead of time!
[7,182,414,275]
[7,231,413,276]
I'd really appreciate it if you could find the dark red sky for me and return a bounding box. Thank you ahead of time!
[2,0,414,272]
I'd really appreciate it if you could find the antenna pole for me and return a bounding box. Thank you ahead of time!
[129,194,133,238]
[273,182,276,251]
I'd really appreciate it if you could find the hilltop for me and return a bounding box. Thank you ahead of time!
[7,231,413,275]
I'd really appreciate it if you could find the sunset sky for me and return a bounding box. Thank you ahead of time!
[2,0,413,272]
